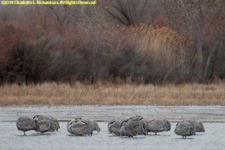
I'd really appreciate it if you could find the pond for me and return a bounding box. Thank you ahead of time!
[1,105,225,122]
[0,122,224,150]
[0,105,225,150]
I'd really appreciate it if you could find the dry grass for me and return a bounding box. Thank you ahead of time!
[0,82,225,106]
[120,24,192,66]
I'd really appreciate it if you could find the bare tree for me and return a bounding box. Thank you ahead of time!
[46,5,79,34]
[161,0,225,82]
[107,0,161,26]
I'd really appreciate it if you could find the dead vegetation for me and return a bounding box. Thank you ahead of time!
[0,82,224,106]
[0,1,225,85]
[0,1,225,106]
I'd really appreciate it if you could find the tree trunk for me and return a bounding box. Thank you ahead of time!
[197,25,203,83]
[203,32,224,81]
[197,44,203,83]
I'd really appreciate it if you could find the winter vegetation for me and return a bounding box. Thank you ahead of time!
[0,0,225,105]
[0,82,224,106]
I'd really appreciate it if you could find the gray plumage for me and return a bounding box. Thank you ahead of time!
[108,118,116,129]
[129,116,147,135]
[33,115,60,131]
[93,120,100,132]
[83,119,100,133]
[16,116,37,135]
[120,116,144,137]
[120,119,139,137]
[146,119,171,135]
[108,116,147,137]
[74,117,83,122]
[137,121,148,135]
[108,117,128,135]
[174,121,196,138]
[108,119,123,136]
[186,119,205,132]
[67,119,93,136]
[35,118,56,134]
[129,116,143,121]
[108,118,124,136]
[74,117,100,132]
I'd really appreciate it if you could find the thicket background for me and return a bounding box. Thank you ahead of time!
[0,0,225,85]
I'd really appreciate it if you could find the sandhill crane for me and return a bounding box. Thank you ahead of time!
[128,116,148,135]
[120,116,144,137]
[16,116,37,135]
[186,119,205,132]
[67,119,93,136]
[146,119,171,135]
[35,118,56,134]
[74,117,100,133]
[33,115,60,131]
[108,118,125,136]
[174,121,196,138]
[108,116,147,137]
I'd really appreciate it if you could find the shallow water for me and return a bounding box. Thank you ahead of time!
[1,105,225,150]
[0,122,224,150]
[1,105,225,122]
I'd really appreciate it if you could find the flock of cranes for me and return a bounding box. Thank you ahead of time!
[16,115,205,138]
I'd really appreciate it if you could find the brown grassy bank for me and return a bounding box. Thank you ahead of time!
[0,82,225,106]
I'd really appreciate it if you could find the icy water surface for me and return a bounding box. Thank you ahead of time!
[0,105,225,150]
[1,105,225,122]
[0,122,224,150]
